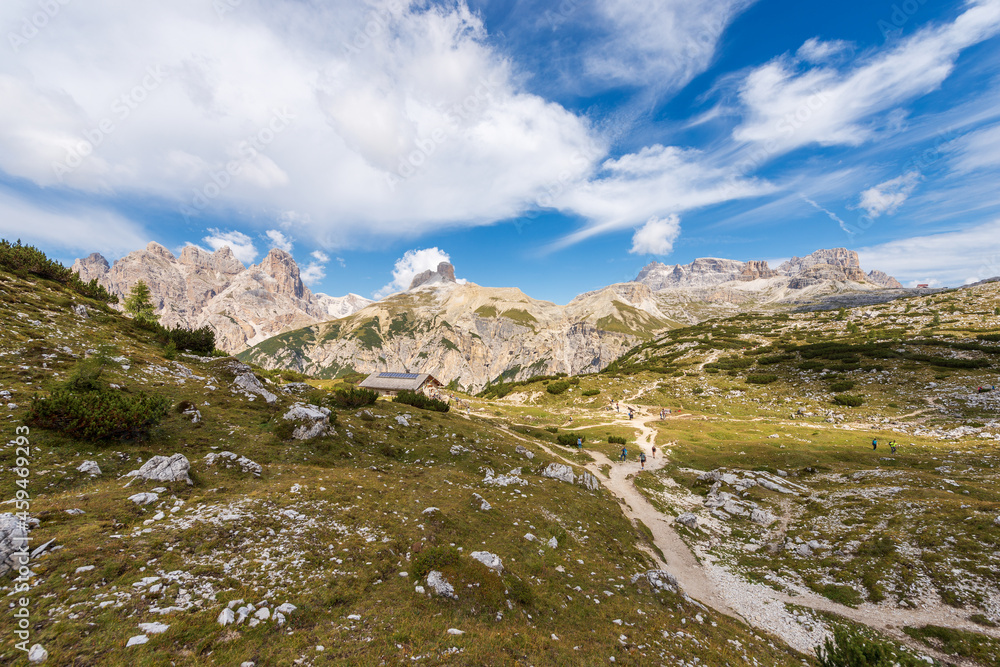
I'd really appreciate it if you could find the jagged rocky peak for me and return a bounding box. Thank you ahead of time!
[145,241,176,262]
[409,262,457,289]
[635,257,747,290]
[777,248,863,276]
[71,252,110,283]
[178,244,244,275]
[257,248,305,298]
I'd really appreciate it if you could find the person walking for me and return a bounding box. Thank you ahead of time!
[576,437,582,450]
[889,441,897,454]
[651,445,656,459]
[872,438,878,450]
[620,447,627,463]
[639,452,646,470]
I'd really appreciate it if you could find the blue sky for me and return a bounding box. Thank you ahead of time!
[2,0,1000,302]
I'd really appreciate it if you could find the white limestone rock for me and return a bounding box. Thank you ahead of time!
[77,460,101,476]
[127,454,193,485]
[426,570,457,599]
[540,463,575,484]
[470,551,503,572]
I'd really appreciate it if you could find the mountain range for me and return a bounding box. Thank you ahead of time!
[73,245,907,390]
[72,243,371,353]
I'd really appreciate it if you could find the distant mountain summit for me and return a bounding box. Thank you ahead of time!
[635,248,902,293]
[72,243,371,353]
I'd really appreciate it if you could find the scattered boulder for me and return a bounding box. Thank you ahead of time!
[578,472,601,491]
[757,478,797,495]
[77,460,101,476]
[631,570,680,594]
[395,414,410,427]
[482,468,527,487]
[126,635,149,647]
[472,493,492,511]
[750,509,776,526]
[470,551,503,573]
[72,304,88,318]
[515,445,535,460]
[128,493,159,506]
[547,536,558,549]
[27,644,48,663]
[203,451,263,477]
[282,403,331,440]
[675,513,698,529]
[228,362,277,404]
[540,463,576,484]
[447,628,465,635]
[524,533,537,542]
[127,454,193,485]
[994,515,1000,527]
[1,513,33,577]
[138,622,169,634]
[426,570,457,599]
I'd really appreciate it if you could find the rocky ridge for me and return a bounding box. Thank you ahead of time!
[72,243,371,353]
[238,277,678,391]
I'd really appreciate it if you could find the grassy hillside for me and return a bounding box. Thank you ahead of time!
[0,268,805,664]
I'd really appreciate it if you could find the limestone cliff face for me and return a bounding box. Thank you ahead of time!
[636,258,747,290]
[71,243,371,353]
[738,260,778,281]
[777,248,868,282]
[238,281,678,392]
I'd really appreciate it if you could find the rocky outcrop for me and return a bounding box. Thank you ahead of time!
[737,260,777,281]
[409,262,457,289]
[71,244,371,353]
[777,248,868,282]
[866,270,903,289]
[126,454,193,485]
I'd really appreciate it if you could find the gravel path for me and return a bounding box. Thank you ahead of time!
[510,402,999,665]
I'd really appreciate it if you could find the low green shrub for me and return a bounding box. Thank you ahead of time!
[581,389,600,397]
[828,380,855,392]
[556,433,584,447]
[393,390,449,412]
[834,394,865,407]
[745,374,778,385]
[546,381,571,395]
[330,387,379,408]
[817,626,924,667]
[608,435,627,445]
[26,388,170,441]
[412,546,460,579]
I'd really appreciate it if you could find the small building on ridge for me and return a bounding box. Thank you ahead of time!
[357,371,442,397]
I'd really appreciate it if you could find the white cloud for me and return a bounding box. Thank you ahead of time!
[584,0,751,93]
[733,0,1000,153]
[0,189,148,258]
[629,215,681,255]
[265,229,293,252]
[335,256,346,268]
[857,171,921,218]
[856,219,1000,286]
[948,123,1000,173]
[802,196,852,234]
[796,37,851,64]
[375,247,453,298]
[551,144,773,248]
[300,262,326,286]
[202,229,257,264]
[0,0,601,247]
[311,250,330,263]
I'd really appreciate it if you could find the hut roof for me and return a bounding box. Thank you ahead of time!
[357,371,439,391]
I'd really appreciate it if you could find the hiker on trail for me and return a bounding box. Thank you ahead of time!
[620,447,628,462]
[576,437,582,450]
[890,441,898,454]
[872,438,878,451]
[616,401,620,413]
[628,408,634,420]
[639,452,646,469]
[651,445,656,458]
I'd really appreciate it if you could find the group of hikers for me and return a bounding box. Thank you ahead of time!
[977,385,996,394]
[618,445,654,469]
[871,438,899,454]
